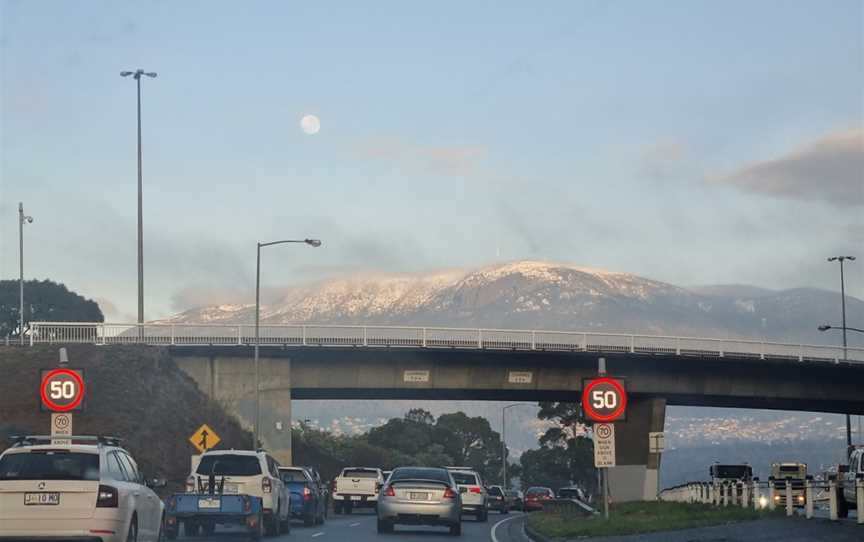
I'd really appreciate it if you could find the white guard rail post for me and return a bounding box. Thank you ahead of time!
[829,480,837,521]
[768,479,776,511]
[741,481,749,508]
[857,475,864,525]
[785,478,793,516]
[804,478,813,519]
[752,480,760,510]
[722,482,729,507]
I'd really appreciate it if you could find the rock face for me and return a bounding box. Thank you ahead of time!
[166,260,863,346]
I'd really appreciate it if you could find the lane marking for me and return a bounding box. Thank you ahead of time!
[349,522,361,527]
[491,512,525,542]
[312,532,325,538]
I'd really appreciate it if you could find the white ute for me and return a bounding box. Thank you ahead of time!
[0,435,165,542]
[332,467,383,514]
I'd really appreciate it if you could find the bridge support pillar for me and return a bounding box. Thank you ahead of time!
[258,357,293,466]
[606,396,665,502]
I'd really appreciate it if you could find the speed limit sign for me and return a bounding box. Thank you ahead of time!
[582,377,627,422]
[40,368,86,412]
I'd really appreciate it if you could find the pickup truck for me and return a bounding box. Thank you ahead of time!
[838,446,863,518]
[333,467,384,514]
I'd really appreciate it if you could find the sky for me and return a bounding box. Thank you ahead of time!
[0,0,862,321]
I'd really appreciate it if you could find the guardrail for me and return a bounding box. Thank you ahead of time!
[22,322,864,364]
[660,477,863,524]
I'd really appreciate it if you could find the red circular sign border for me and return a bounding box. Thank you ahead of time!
[40,368,85,412]
[582,377,627,423]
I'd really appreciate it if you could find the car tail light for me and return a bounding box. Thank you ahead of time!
[262,477,272,493]
[384,485,396,497]
[303,486,313,501]
[243,495,252,513]
[469,486,481,494]
[443,487,457,499]
[96,485,118,508]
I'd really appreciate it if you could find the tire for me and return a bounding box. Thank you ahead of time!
[280,516,292,534]
[250,512,264,540]
[265,511,280,537]
[126,515,138,542]
[837,489,850,519]
[449,522,462,536]
[304,513,315,527]
[183,519,199,537]
[201,521,215,537]
[334,501,342,515]
[377,519,393,534]
[502,507,509,515]
[345,502,353,515]
[478,508,488,522]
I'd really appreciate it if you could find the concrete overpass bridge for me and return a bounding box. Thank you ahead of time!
[29,322,864,501]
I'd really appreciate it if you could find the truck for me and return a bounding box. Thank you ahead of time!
[770,462,807,508]
[709,464,753,501]
[332,467,384,514]
[837,446,863,518]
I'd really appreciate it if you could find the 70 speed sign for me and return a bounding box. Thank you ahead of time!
[582,377,627,422]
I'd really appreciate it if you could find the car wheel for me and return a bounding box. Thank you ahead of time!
[449,522,462,536]
[837,489,849,519]
[304,512,315,527]
[377,519,392,534]
[183,519,199,537]
[126,515,138,542]
[265,510,281,536]
[345,502,353,515]
[202,521,215,536]
[479,508,488,522]
[334,501,342,515]
[502,507,509,514]
[250,512,264,540]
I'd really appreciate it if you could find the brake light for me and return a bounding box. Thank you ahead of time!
[96,485,118,508]
[262,477,272,493]
[243,495,252,513]
[384,485,396,497]
[443,487,457,499]
[469,486,482,494]
[303,486,313,501]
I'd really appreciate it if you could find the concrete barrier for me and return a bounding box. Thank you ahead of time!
[857,476,863,526]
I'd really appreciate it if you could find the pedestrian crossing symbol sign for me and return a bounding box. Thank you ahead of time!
[189,424,220,454]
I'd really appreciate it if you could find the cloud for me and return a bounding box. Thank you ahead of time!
[714,128,864,206]
[640,141,689,182]
[350,138,486,176]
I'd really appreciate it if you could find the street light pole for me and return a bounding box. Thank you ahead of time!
[502,403,528,491]
[828,256,856,448]
[120,69,157,331]
[18,203,33,345]
[253,238,321,449]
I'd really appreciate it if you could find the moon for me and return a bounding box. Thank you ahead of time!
[300,114,321,135]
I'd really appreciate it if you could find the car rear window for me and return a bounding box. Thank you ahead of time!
[450,472,478,485]
[281,469,310,482]
[0,451,99,481]
[342,469,379,478]
[488,486,503,496]
[558,489,579,498]
[526,487,550,496]
[196,455,262,476]
[389,468,450,483]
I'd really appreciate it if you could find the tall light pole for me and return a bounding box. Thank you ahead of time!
[819,322,863,445]
[502,403,530,490]
[120,69,157,330]
[827,255,856,449]
[18,203,33,345]
[253,238,322,449]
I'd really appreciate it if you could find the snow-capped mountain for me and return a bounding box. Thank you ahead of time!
[166,260,863,345]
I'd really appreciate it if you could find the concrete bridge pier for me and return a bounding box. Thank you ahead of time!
[257,357,293,466]
[606,396,666,502]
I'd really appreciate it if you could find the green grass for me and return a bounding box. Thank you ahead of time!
[527,501,781,538]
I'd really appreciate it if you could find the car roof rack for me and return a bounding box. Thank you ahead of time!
[8,435,123,448]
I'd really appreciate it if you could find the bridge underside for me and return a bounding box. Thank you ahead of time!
[172,346,863,502]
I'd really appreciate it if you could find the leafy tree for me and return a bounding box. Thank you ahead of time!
[518,446,573,490]
[0,279,103,338]
[405,408,435,426]
[435,412,505,481]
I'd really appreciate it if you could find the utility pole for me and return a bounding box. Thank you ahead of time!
[18,203,33,345]
[828,256,856,449]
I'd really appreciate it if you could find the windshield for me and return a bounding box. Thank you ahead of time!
[390,468,450,484]
[0,451,99,481]
[280,469,310,482]
[713,466,751,479]
[526,487,551,496]
[342,469,379,478]
[196,455,261,476]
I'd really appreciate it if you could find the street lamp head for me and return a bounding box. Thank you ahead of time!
[144,72,157,78]
[828,257,838,262]
[304,239,322,247]
[848,256,857,262]
[120,71,134,77]
[818,325,831,332]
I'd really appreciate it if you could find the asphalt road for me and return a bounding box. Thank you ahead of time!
[178,510,530,542]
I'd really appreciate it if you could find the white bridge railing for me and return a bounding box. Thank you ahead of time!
[25,322,864,364]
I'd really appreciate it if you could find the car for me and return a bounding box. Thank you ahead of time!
[279,466,326,526]
[446,467,488,521]
[523,486,554,511]
[300,466,329,518]
[838,446,863,518]
[486,485,509,514]
[506,489,524,510]
[333,467,383,514]
[377,466,461,536]
[0,435,165,542]
[189,449,290,536]
[557,486,587,503]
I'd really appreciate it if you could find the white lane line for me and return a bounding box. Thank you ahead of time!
[312,532,325,538]
[491,513,525,542]
[349,522,361,527]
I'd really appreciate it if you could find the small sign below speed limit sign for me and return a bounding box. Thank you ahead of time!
[582,377,627,422]
[40,368,86,412]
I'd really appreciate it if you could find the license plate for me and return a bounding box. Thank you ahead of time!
[350,496,363,501]
[25,493,60,506]
[410,492,429,500]
[198,497,221,509]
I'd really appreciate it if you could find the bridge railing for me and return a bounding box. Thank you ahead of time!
[25,322,864,364]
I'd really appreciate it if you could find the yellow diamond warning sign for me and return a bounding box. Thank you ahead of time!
[189,424,220,454]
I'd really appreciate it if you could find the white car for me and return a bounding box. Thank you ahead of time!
[0,435,165,542]
[188,449,290,536]
[446,468,488,521]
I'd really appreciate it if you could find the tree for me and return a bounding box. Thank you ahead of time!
[518,446,572,490]
[435,412,504,481]
[405,408,435,426]
[0,279,103,338]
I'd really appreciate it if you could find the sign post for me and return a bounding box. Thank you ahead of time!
[583,365,627,520]
[649,432,665,500]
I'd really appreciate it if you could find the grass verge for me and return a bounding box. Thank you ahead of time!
[527,501,781,539]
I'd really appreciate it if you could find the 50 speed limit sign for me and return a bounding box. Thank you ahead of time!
[40,368,86,412]
[582,377,627,422]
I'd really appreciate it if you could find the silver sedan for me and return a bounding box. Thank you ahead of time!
[377,467,462,536]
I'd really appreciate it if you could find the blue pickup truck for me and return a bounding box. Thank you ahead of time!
[279,466,327,526]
